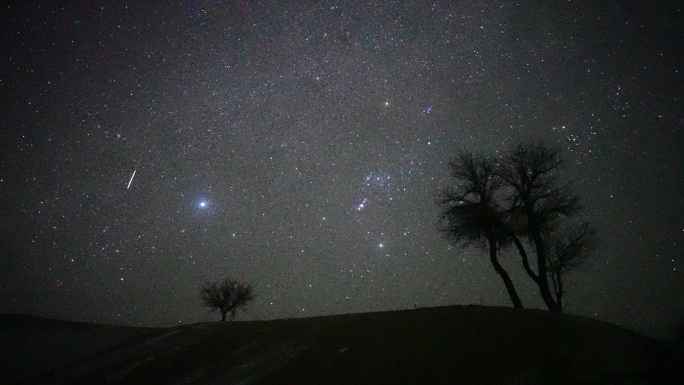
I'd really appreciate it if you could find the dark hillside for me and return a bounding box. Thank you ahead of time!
[19,306,684,384]
[0,314,159,384]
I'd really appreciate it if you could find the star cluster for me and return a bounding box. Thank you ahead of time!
[0,0,682,337]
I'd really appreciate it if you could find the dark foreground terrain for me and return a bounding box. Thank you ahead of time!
[5,306,683,384]
[0,314,158,384]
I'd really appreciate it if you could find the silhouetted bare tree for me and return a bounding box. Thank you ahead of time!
[440,152,523,308]
[496,142,582,312]
[201,279,254,321]
[439,142,596,313]
[546,223,597,309]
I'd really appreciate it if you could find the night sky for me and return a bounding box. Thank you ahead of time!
[1,1,682,338]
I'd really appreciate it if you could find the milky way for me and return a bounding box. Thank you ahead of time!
[1,0,682,337]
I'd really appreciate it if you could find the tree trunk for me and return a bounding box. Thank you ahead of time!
[488,235,523,308]
[221,311,227,321]
[554,272,564,313]
[514,233,563,311]
[512,235,539,281]
[531,230,561,312]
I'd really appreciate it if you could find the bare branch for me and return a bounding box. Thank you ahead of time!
[548,223,597,272]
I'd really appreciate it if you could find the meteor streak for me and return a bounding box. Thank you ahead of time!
[127,169,137,189]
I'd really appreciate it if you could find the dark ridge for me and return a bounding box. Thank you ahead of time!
[14,305,683,385]
[0,314,160,385]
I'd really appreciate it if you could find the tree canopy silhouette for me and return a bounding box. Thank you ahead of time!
[440,142,596,312]
[440,152,523,308]
[201,279,254,321]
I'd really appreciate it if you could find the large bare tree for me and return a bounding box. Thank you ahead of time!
[440,152,523,308]
[439,142,596,313]
[496,142,582,312]
[201,279,254,321]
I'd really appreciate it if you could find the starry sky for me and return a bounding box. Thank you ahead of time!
[1,0,682,338]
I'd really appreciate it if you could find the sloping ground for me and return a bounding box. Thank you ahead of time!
[0,314,159,385]
[21,306,684,385]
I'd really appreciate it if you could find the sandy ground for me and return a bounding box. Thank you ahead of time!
[7,306,683,384]
[0,315,159,384]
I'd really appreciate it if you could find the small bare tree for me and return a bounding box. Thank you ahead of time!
[546,223,597,309]
[201,279,254,321]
